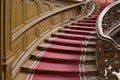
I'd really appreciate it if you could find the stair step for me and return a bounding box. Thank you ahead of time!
[37,43,96,55]
[14,73,28,80]
[14,72,98,80]
[45,37,97,47]
[38,43,83,53]
[58,28,95,35]
[21,60,97,76]
[79,20,96,23]
[51,33,96,41]
[45,37,84,47]
[71,22,96,27]
[30,50,96,64]
[52,33,87,40]
[64,25,96,31]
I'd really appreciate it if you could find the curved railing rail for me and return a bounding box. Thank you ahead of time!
[96,1,120,80]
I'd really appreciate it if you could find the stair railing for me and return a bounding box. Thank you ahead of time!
[96,1,120,80]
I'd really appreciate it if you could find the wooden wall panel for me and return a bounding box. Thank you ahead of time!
[12,36,24,62]
[62,9,73,21]
[11,0,17,32]
[40,19,52,33]
[53,14,62,26]
[26,26,37,48]
[74,6,81,16]
[25,1,38,22]
[16,0,23,28]
[40,4,51,14]
[11,0,24,33]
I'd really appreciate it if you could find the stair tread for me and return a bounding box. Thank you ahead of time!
[14,73,28,80]
[72,22,96,27]
[22,60,35,68]
[52,33,92,40]
[59,28,95,35]
[14,72,98,80]
[38,43,83,53]
[22,61,97,73]
[38,43,96,52]
[65,25,96,29]
[30,50,96,63]
[13,72,29,80]
[45,37,97,47]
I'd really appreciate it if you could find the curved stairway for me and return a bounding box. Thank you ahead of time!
[14,6,104,80]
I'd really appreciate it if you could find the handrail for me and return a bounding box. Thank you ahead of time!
[96,1,120,49]
[96,1,120,79]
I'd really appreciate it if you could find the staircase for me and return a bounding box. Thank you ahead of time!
[14,8,101,80]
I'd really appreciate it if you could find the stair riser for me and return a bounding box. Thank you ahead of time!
[82,21,96,23]
[45,39,97,48]
[58,29,91,35]
[21,67,97,76]
[71,23,96,27]
[38,46,81,54]
[51,34,97,42]
[64,26,95,31]
[30,55,96,65]
[45,40,84,47]
[51,34,87,40]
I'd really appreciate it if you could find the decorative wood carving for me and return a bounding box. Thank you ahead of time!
[112,30,120,45]
[97,2,120,80]
[97,39,120,80]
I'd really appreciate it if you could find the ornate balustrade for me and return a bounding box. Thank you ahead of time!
[96,1,120,80]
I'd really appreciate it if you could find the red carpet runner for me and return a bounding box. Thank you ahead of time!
[26,2,110,80]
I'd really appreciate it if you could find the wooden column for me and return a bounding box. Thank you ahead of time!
[0,0,4,80]
[1,0,14,80]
